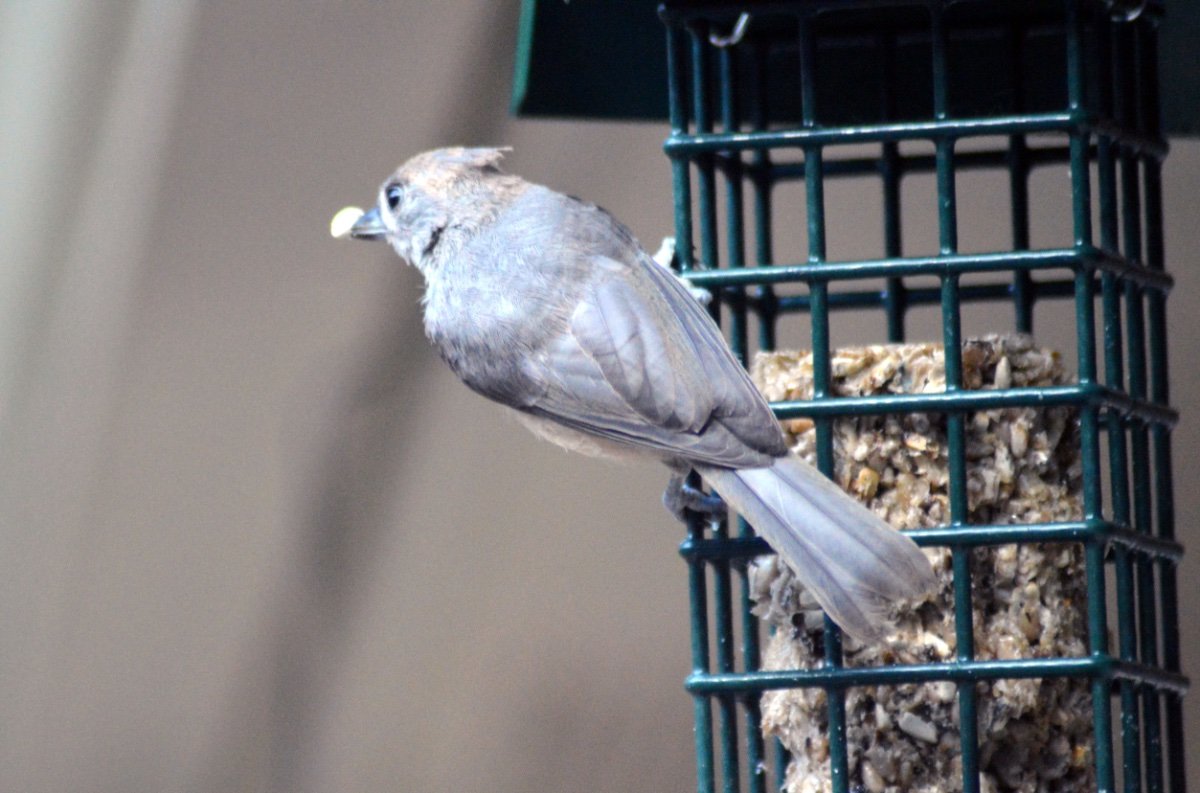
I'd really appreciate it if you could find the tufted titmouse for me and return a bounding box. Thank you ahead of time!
[336,147,934,640]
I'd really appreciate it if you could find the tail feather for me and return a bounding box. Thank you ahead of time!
[697,456,936,641]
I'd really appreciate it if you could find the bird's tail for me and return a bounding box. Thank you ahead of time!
[696,456,936,641]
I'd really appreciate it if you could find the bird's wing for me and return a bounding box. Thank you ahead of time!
[569,266,710,430]
[635,250,790,456]
[520,254,784,468]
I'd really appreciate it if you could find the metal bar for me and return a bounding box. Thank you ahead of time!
[1151,317,1185,793]
[738,561,767,793]
[688,538,716,793]
[1098,21,1141,785]
[747,37,777,355]
[684,657,1189,697]
[741,25,783,793]
[741,144,1074,184]
[667,24,695,272]
[772,737,788,793]
[1106,238,1143,793]
[664,112,1166,160]
[1006,21,1034,333]
[764,277,1074,312]
[675,23,715,793]
[712,516,740,793]
[1066,4,1116,790]
[1124,117,1166,793]
[1006,17,1035,328]
[721,45,747,360]
[761,278,1077,314]
[714,42,742,793]
[680,246,1173,291]
[741,144,1075,183]
[931,7,979,790]
[681,518,1185,563]
[1007,134,1034,332]
[694,27,720,277]
[1130,326,1166,793]
[718,36,768,793]
[667,112,1077,151]
[1138,12,1186,788]
[796,11,849,793]
[1115,18,1167,791]
[879,30,906,341]
[765,383,1176,428]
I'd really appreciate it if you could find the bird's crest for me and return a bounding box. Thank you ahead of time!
[433,147,510,169]
[397,147,513,195]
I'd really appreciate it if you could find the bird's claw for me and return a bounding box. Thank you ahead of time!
[652,237,714,306]
[664,473,727,522]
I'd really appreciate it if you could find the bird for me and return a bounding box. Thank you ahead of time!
[334,147,935,640]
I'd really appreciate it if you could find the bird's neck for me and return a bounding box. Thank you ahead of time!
[412,175,531,275]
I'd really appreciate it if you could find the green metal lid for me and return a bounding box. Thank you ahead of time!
[511,0,1199,135]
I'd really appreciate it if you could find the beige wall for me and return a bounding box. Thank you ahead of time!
[1,3,1196,792]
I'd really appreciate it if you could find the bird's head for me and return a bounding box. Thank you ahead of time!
[335,147,513,269]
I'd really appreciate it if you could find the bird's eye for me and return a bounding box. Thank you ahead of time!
[385,185,402,211]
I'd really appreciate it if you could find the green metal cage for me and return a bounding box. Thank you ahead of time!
[655,2,1187,793]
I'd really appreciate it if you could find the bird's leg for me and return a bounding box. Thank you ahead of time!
[663,472,727,523]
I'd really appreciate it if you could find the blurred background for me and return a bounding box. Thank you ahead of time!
[0,2,1196,792]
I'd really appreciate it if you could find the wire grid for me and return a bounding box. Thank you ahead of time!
[658,2,1187,792]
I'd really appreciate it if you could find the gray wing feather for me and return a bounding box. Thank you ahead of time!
[571,275,709,430]
[524,311,772,468]
[636,252,788,456]
[520,251,784,467]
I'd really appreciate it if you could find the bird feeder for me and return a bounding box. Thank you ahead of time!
[512,2,1190,792]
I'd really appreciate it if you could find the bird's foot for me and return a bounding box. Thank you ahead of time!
[663,473,726,523]
[651,237,714,306]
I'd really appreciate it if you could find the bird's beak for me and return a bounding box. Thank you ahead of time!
[349,206,386,240]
